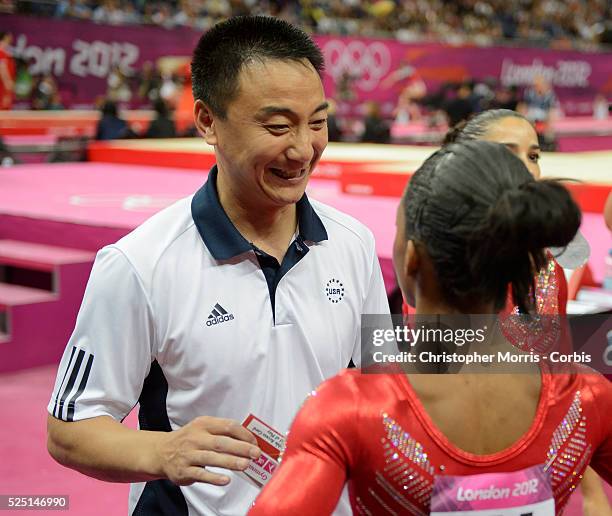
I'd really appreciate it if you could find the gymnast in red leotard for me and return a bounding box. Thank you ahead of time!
[403,110,590,347]
[403,110,606,512]
[250,141,612,516]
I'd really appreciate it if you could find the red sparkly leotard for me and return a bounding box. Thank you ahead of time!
[250,369,612,515]
[500,256,570,354]
[403,256,569,353]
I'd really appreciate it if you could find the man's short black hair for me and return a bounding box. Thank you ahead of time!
[191,16,325,118]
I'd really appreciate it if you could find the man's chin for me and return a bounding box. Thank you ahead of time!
[262,182,309,207]
[271,191,306,207]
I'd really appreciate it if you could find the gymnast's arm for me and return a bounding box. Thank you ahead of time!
[249,372,359,515]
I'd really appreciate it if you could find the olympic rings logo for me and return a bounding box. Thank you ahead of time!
[322,40,392,91]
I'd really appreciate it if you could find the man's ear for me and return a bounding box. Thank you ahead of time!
[194,100,218,145]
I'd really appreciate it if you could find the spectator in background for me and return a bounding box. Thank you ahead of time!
[420,81,454,127]
[336,70,358,102]
[121,1,141,24]
[30,73,59,110]
[490,84,520,111]
[136,61,161,103]
[54,0,92,20]
[0,136,18,166]
[17,0,612,48]
[47,90,64,110]
[159,71,179,107]
[150,2,175,29]
[522,75,559,151]
[499,10,518,38]
[13,57,33,104]
[141,2,155,24]
[0,31,15,110]
[173,62,195,135]
[593,94,609,120]
[444,82,474,127]
[326,99,342,142]
[522,75,559,124]
[393,74,426,124]
[92,0,128,25]
[95,100,129,140]
[173,0,198,27]
[393,88,423,124]
[106,65,132,104]
[144,98,176,138]
[360,101,390,144]
[470,77,495,113]
[382,63,427,124]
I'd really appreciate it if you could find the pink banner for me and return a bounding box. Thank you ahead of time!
[315,35,612,116]
[4,15,612,114]
[3,14,202,106]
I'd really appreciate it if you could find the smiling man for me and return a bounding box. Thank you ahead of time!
[46,16,390,516]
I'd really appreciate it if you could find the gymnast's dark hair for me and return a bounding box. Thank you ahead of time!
[443,109,527,145]
[191,16,324,118]
[402,141,581,313]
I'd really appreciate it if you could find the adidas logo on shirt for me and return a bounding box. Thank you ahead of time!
[206,303,235,326]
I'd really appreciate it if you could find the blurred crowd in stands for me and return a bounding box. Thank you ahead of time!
[85,61,584,145]
[10,49,189,112]
[349,72,608,147]
[95,98,178,140]
[2,2,611,145]
[6,0,612,48]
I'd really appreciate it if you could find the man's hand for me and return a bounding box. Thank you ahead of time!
[156,416,261,486]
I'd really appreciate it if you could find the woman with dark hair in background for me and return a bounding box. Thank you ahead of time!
[361,101,391,144]
[442,109,580,322]
[144,98,176,138]
[251,141,612,515]
[447,111,594,285]
[407,109,590,341]
[95,100,129,140]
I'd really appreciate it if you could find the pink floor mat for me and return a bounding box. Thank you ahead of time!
[0,366,133,515]
[0,163,608,281]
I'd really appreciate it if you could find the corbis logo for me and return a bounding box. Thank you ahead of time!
[325,278,345,304]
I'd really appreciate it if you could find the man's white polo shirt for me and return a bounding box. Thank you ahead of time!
[48,166,390,515]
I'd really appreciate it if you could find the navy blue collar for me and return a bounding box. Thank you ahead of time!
[191,166,328,260]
